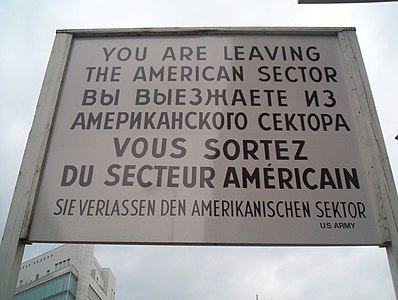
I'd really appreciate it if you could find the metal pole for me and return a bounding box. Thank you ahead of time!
[340,30,398,297]
[0,32,72,299]
[0,240,25,299]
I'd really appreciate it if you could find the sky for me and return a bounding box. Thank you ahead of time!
[1,0,398,299]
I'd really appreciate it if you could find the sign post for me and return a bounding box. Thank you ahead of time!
[338,29,398,295]
[0,32,72,299]
[1,27,397,299]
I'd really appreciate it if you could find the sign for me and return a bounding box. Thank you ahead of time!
[27,28,386,245]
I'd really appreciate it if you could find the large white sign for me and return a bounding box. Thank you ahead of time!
[28,29,385,245]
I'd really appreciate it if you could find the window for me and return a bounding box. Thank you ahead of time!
[15,272,78,300]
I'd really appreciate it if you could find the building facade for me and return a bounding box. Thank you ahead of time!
[14,244,116,300]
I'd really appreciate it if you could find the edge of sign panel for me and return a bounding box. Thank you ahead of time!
[24,27,394,247]
[56,27,356,37]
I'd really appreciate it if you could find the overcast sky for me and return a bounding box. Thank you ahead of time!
[1,0,398,299]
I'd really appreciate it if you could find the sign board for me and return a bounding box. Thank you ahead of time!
[26,28,388,245]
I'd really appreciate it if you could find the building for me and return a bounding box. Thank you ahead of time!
[14,244,116,300]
